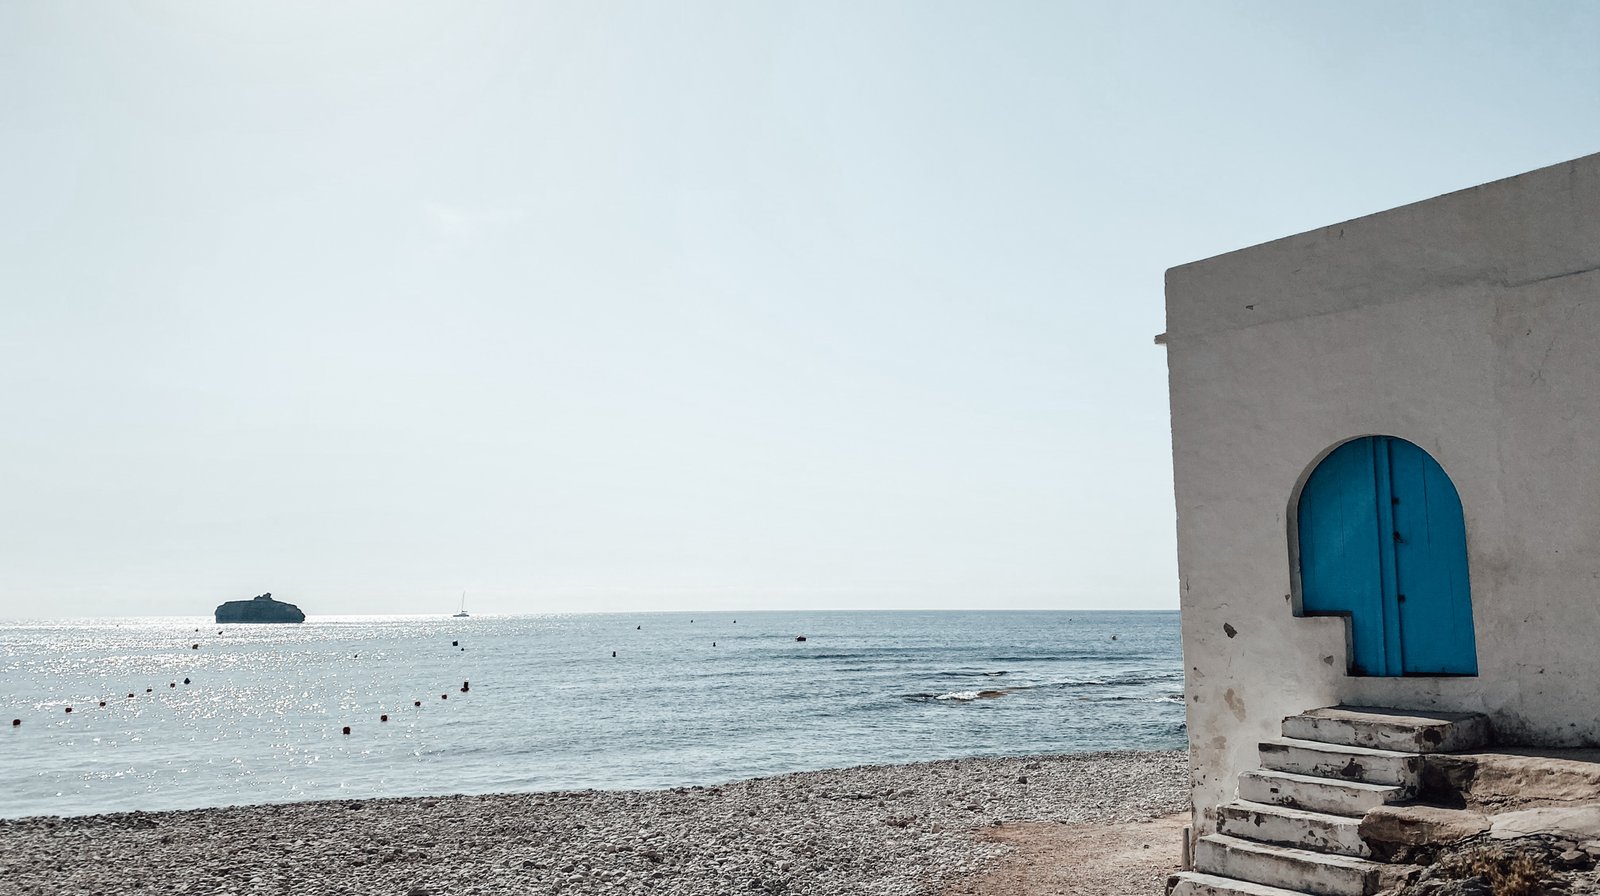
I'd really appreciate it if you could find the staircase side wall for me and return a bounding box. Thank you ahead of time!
[1164,153,1600,832]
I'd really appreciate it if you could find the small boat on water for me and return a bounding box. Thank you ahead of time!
[453,591,470,618]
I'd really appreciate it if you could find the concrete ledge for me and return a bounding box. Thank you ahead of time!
[1169,870,1317,896]
[1239,769,1406,817]
[1194,833,1392,896]
[1218,800,1368,857]
[1283,707,1489,754]
[1259,738,1425,788]
[1358,804,1490,859]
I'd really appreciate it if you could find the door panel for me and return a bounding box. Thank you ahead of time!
[1389,440,1478,674]
[1297,438,1389,675]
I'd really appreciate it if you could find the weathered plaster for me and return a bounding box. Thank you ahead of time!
[1166,152,1600,832]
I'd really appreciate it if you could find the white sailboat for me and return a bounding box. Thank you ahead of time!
[453,591,470,618]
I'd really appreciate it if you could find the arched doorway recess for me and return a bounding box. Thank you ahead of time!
[1296,436,1477,676]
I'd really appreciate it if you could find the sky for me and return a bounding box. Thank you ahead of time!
[3,2,1599,617]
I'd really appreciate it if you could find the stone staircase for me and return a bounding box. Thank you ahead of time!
[1168,706,1491,896]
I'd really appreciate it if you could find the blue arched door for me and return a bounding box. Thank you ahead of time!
[1296,436,1477,676]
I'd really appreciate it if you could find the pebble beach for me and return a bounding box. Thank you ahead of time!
[0,750,1187,896]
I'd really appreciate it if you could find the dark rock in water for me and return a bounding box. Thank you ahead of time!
[214,593,305,624]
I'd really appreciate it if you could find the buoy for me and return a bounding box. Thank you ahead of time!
[451,640,458,647]
[1111,634,1118,641]
[713,642,717,647]
[636,625,641,630]
[145,688,152,693]
[183,678,190,685]
[440,694,448,700]
[127,693,134,698]
[380,714,389,722]
[169,682,176,688]
[10,719,18,727]
[612,651,617,657]
[461,681,469,691]
[413,700,421,707]
[64,706,72,713]
[98,701,106,708]
[191,644,198,650]
[342,726,351,735]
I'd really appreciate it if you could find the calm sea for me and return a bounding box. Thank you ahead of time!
[0,610,1183,819]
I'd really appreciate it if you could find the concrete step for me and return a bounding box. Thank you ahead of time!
[1258,737,1424,788]
[1193,834,1397,896]
[1217,799,1369,857]
[1238,769,1408,817]
[1169,870,1316,896]
[1282,706,1489,754]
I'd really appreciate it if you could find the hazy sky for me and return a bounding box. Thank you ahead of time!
[4,3,1599,617]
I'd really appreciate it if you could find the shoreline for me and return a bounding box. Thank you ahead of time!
[0,750,1187,895]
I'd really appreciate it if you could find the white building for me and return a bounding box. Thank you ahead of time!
[1163,151,1600,844]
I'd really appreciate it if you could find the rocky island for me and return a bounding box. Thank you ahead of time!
[214,593,306,624]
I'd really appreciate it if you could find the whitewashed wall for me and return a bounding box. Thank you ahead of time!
[1164,153,1600,833]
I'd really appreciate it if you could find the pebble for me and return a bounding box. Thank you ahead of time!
[0,751,1186,895]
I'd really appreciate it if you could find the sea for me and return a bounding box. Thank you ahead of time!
[0,610,1184,820]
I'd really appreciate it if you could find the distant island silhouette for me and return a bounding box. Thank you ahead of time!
[214,593,305,624]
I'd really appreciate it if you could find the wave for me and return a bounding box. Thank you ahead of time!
[986,653,1158,663]
[903,689,1014,703]
[933,670,1009,678]
[1054,670,1185,687]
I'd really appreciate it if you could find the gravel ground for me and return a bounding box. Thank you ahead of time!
[0,750,1187,896]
